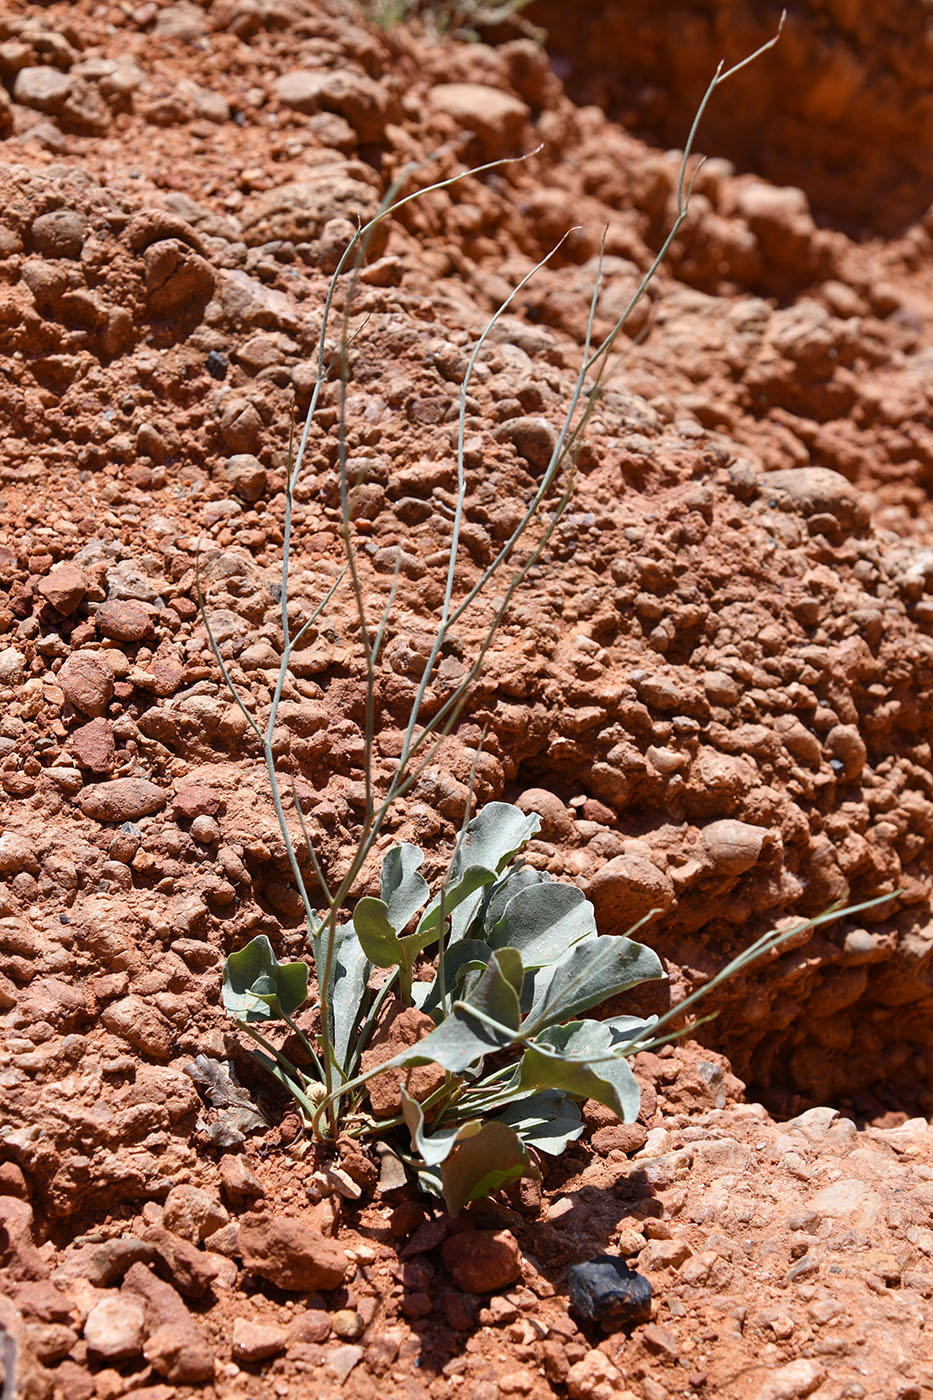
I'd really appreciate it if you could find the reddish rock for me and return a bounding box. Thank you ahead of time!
[566,1349,625,1400]
[84,1295,146,1361]
[0,832,39,874]
[13,67,74,113]
[32,210,86,260]
[141,1225,220,1298]
[359,998,447,1118]
[172,784,223,819]
[86,1239,161,1287]
[143,1322,214,1384]
[143,238,215,316]
[71,717,116,773]
[286,1309,332,1344]
[516,787,573,840]
[162,1185,229,1245]
[101,995,174,1060]
[95,599,154,642]
[133,657,185,696]
[219,1155,264,1208]
[700,819,768,877]
[121,1261,189,1329]
[77,778,168,822]
[427,83,529,158]
[239,1216,349,1292]
[231,1317,287,1362]
[59,651,114,717]
[225,453,267,502]
[441,1230,521,1294]
[38,563,87,615]
[0,1162,30,1199]
[588,854,674,932]
[0,1197,46,1280]
[592,1123,649,1155]
[274,69,395,142]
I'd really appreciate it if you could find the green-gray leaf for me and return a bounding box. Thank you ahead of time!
[222,935,308,1023]
[494,1089,585,1156]
[419,939,491,1015]
[524,935,664,1033]
[389,948,524,1074]
[520,1020,642,1122]
[488,881,596,969]
[352,896,405,969]
[400,1089,462,1167]
[440,1120,529,1216]
[381,843,430,932]
[604,1014,658,1048]
[450,802,541,883]
[417,803,542,945]
[480,867,550,935]
[329,922,371,1073]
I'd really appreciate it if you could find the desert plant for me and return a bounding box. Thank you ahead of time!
[208,21,822,1206]
[222,808,884,1212]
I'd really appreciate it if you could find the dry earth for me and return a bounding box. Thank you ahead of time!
[1,1,933,1398]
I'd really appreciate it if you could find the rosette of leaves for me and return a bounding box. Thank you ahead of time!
[222,802,666,1212]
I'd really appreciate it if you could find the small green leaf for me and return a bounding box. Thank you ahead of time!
[481,867,550,934]
[451,802,542,882]
[414,866,496,941]
[494,1089,585,1156]
[351,844,431,976]
[520,1020,642,1122]
[440,1120,530,1216]
[461,944,523,1028]
[420,939,491,1015]
[222,935,308,1023]
[488,881,596,969]
[603,1014,658,1048]
[353,896,405,969]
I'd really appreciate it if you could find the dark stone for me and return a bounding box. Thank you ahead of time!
[567,1254,652,1332]
[205,350,228,380]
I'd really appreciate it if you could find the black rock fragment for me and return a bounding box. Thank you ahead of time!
[205,350,228,380]
[568,1254,652,1331]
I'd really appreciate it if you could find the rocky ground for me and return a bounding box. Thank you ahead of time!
[1,0,933,1397]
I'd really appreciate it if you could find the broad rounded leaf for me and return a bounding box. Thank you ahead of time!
[440,1120,530,1216]
[489,881,596,968]
[417,803,542,945]
[494,1090,584,1156]
[329,921,371,1074]
[381,843,430,932]
[401,1089,462,1166]
[520,1020,642,1122]
[523,934,665,1033]
[222,935,308,1023]
[353,896,404,969]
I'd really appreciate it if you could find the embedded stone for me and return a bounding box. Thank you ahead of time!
[441,1230,521,1293]
[37,563,87,615]
[239,1216,349,1292]
[568,1255,652,1331]
[77,778,168,822]
[59,651,114,717]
